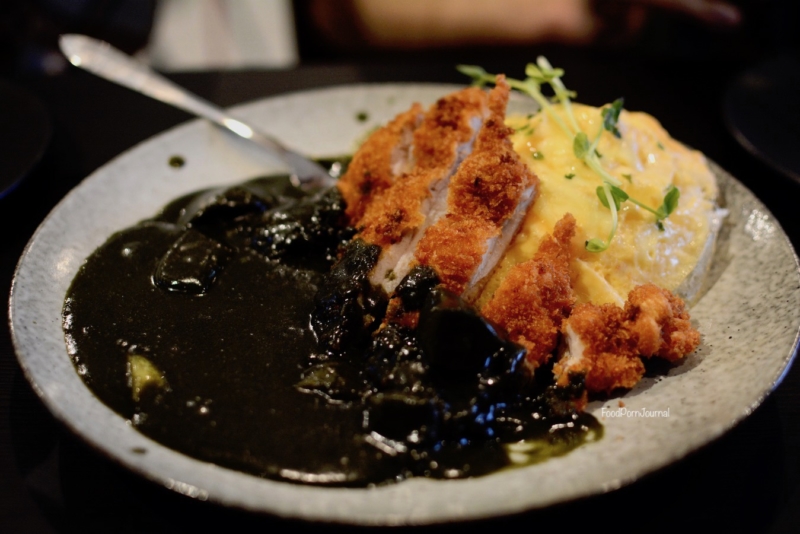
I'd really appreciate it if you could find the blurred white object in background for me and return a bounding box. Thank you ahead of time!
[142,0,298,71]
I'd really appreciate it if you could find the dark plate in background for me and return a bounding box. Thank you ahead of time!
[0,80,52,199]
[724,54,800,184]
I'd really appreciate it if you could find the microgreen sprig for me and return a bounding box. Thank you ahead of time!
[457,59,681,252]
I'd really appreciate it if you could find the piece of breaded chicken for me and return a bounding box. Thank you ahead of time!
[481,214,576,371]
[356,85,491,294]
[415,78,539,302]
[337,104,424,225]
[554,284,700,393]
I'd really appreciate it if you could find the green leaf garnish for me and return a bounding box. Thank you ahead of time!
[525,63,564,85]
[565,173,575,180]
[611,185,629,203]
[573,132,590,159]
[532,151,544,160]
[596,185,629,211]
[601,98,624,138]
[657,141,665,150]
[663,186,679,214]
[585,238,608,253]
[596,186,610,209]
[656,185,680,219]
[622,173,632,182]
[456,65,496,87]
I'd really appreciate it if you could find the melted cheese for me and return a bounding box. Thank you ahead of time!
[481,103,718,306]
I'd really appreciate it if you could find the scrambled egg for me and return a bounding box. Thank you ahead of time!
[482,103,719,306]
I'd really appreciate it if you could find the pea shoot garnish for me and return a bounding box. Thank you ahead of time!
[458,59,681,253]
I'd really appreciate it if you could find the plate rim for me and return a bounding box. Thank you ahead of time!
[9,82,800,525]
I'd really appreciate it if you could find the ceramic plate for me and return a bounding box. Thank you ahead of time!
[10,84,800,525]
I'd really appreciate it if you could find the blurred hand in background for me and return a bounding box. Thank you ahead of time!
[310,0,741,49]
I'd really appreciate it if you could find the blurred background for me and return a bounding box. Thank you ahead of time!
[0,0,797,76]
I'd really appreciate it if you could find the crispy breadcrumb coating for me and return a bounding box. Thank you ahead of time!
[357,86,487,247]
[554,284,700,393]
[481,214,576,371]
[337,104,424,225]
[415,77,539,298]
[626,284,701,362]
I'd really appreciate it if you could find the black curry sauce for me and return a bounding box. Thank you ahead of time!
[62,167,601,487]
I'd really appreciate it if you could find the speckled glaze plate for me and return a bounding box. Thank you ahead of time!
[10,84,800,525]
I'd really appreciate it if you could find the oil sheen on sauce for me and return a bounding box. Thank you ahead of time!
[62,172,601,487]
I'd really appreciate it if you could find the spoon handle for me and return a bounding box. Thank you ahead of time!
[58,34,332,189]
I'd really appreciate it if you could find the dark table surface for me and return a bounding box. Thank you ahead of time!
[2,50,800,533]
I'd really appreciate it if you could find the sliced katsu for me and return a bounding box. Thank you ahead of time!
[414,79,539,301]
[342,76,537,304]
[481,214,576,372]
[355,85,490,295]
[337,104,424,225]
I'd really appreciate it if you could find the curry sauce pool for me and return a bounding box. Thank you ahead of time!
[62,174,601,487]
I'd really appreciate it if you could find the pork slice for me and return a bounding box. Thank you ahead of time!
[337,104,424,225]
[357,86,490,294]
[480,213,576,371]
[414,76,539,303]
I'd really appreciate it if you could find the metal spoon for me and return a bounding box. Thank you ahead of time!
[58,34,334,191]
